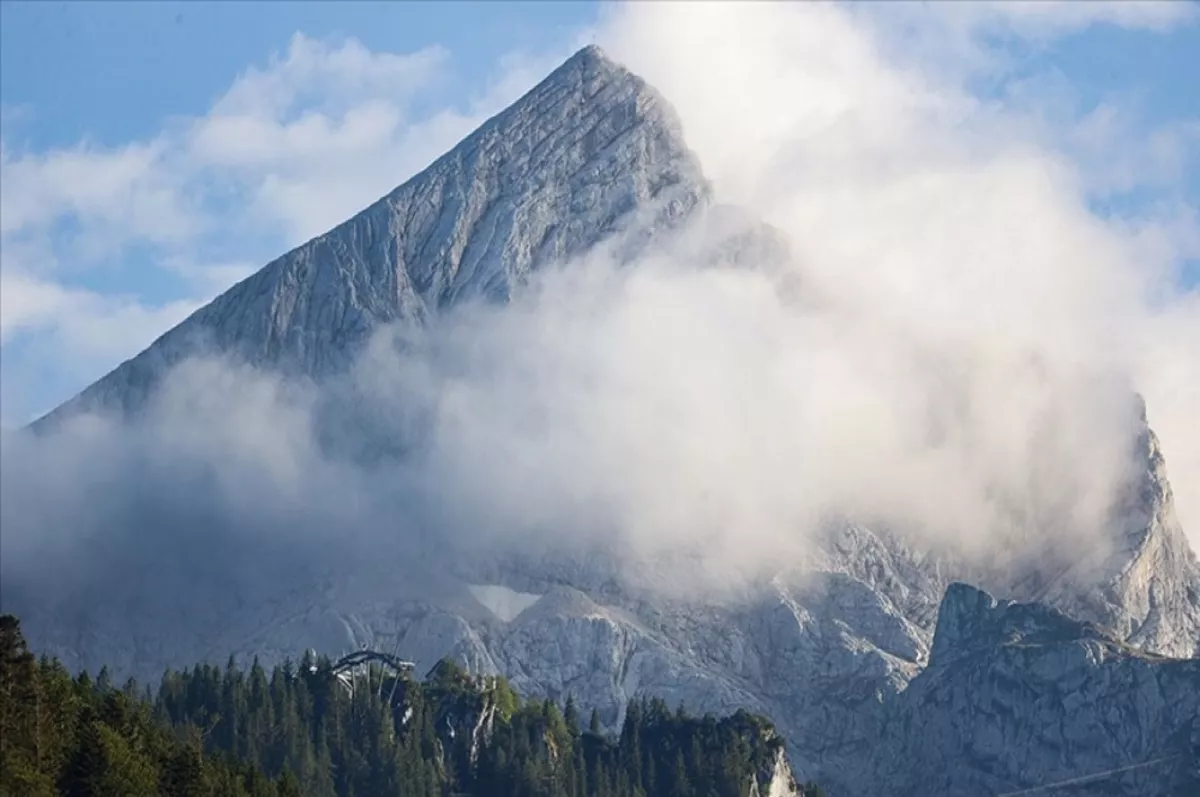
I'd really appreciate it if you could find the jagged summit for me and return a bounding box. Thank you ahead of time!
[570,43,613,64]
[544,44,622,86]
[34,45,710,427]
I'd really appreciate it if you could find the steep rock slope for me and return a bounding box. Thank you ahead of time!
[863,583,1200,797]
[35,45,711,426]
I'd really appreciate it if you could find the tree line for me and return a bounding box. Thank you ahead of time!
[0,614,825,796]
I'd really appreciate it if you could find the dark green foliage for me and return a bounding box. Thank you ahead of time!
[1,614,286,797]
[0,614,824,796]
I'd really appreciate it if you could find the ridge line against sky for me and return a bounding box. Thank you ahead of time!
[0,0,1198,428]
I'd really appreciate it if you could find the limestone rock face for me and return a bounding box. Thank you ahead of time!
[7,45,1200,797]
[863,583,1200,797]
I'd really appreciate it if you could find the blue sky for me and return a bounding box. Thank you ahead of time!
[1,1,594,148]
[1,0,1198,426]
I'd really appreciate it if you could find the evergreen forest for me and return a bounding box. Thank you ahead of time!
[0,614,825,797]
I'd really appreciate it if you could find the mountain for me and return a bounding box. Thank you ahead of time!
[8,45,1200,797]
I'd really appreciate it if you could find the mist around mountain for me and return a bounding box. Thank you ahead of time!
[2,10,1199,797]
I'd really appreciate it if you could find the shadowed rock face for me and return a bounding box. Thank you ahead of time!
[7,45,1200,797]
[926,582,1111,667]
[861,583,1200,797]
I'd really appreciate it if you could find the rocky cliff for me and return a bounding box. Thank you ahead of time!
[865,583,1200,797]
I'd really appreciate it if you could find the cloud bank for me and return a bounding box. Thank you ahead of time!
[1,2,1198,605]
[602,0,1200,550]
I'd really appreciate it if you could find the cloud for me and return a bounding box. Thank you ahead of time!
[381,256,1140,577]
[1,1,1198,617]
[0,139,192,242]
[600,0,1200,545]
[1071,108,1198,192]
[211,33,450,120]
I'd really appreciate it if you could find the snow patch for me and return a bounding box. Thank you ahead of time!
[468,584,542,622]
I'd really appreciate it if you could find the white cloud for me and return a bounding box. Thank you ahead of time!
[596,0,1200,549]
[0,260,204,418]
[0,270,200,365]
[210,33,450,120]
[0,271,78,342]
[1070,110,1200,197]
[0,138,195,245]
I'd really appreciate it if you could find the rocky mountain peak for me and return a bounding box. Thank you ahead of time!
[34,44,710,428]
[553,43,621,82]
